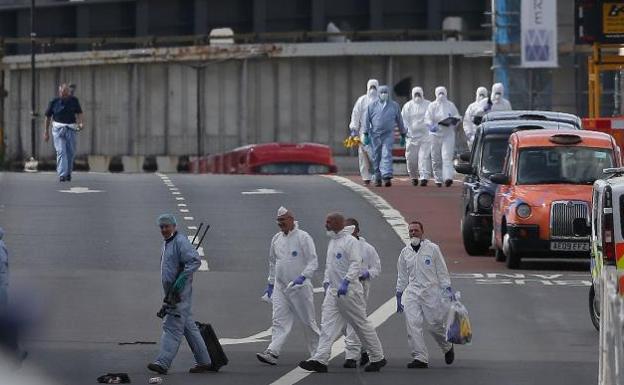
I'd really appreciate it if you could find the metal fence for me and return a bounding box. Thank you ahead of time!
[599,267,624,385]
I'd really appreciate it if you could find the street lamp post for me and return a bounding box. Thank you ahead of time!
[25,0,38,170]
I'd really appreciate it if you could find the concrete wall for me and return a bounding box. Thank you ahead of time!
[2,52,491,161]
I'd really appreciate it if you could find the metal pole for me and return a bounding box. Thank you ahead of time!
[30,0,36,161]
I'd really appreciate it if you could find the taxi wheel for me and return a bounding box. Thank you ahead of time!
[589,285,600,331]
[461,215,489,256]
[503,233,521,269]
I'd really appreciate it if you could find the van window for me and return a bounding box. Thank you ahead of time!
[480,136,509,177]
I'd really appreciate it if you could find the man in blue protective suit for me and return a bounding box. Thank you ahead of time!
[148,214,213,375]
[364,85,406,187]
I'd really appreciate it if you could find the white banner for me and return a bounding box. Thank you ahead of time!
[521,0,558,68]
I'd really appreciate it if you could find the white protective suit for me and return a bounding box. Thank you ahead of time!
[396,239,453,363]
[349,79,379,183]
[344,236,382,360]
[425,87,461,184]
[401,87,433,182]
[311,227,384,365]
[463,86,488,148]
[266,223,320,356]
[476,82,512,116]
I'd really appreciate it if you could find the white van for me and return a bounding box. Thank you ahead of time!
[585,168,624,330]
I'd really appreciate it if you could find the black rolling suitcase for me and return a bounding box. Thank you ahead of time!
[196,321,229,370]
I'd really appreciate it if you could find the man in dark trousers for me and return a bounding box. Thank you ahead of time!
[43,83,84,182]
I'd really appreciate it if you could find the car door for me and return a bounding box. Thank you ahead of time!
[462,129,483,213]
[493,141,515,247]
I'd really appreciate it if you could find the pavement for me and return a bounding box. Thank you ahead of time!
[0,171,597,385]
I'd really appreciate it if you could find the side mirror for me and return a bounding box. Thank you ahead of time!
[459,151,471,162]
[473,116,483,125]
[454,162,474,175]
[490,173,510,185]
[572,218,591,237]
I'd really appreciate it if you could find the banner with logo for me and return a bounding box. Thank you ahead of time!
[521,0,558,68]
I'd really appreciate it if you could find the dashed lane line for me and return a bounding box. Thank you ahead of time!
[156,173,208,271]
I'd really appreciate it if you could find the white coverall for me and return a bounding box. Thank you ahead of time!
[344,236,382,360]
[463,86,488,148]
[476,82,512,116]
[267,223,320,356]
[401,87,432,182]
[349,79,379,183]
[425,87,461,184]
[396,239,453,363]
[311,227,384,365]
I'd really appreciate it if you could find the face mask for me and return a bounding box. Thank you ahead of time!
[326,230,336,238]
[379,93,388,102]
[368,88,377,97]
[493,92,501,101]
[436,94,446,102]
[410,237,421,246]
[414,93,422,101]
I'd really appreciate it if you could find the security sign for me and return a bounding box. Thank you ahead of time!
[603,2,624,38]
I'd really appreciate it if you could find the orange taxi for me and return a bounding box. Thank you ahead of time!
[490,130,621,268]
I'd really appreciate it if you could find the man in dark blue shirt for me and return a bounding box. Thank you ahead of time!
[44,84,84,182]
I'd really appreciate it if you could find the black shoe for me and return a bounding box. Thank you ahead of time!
[359,352,369,366]
[444,345,455,365]
[343,359,357,368]
[435,182,442,187]
[364,180,371,186]
[59,176,66,182]
[384,179,392,187]
[419,179,428,187]
[66,175,71,182]
[407,359,428,369]
[147,363,167,375]
[190,364,219,373]
[364,358,387,372]
[445,179,453,187]
[375,180,382,187]
[298,360,328,373]
[411,179,418,186]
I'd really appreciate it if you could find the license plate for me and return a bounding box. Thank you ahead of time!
[550,241,590,251]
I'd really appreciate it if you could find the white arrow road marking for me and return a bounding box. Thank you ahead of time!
[58,187,104,194]
[241,188,284,195]
[219,327,272,346]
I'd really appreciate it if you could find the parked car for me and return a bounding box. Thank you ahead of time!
[582,168,624,330]
[455,120,579,255]
[481,110,583,129]
[490,130,621,268]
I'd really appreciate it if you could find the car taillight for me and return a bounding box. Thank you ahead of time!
[603,186,616,265]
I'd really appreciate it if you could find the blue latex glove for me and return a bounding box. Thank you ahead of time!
[172,274,187,292]
[444,287,455,301]
[337,279,350,297]
[396,292,404,313]
[428,124,438,133]
[359,270,370,281]
[292,275,306,285]
[350,129,358,137]
[265,283,274,298]
[323,282,330,295]
[363,133,371,145]
[400,134,406,147]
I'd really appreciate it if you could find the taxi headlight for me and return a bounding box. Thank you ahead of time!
[516,203,532,218]
[477,193,493,209]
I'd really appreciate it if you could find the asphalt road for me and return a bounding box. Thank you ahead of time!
[0,172,598,385]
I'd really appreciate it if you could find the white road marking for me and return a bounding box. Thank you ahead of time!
[270,175,409,385]
[177,203,187,207]
[451,272,591,287]
[220,327,271,346]
[172,192,181,195]
[169,188,179,191]
[241,188,284,195]
[176,197,185,201]
[188,226,197,230]
[179,209,190,213]
[184,216,194,221]
[58,187,104,194]
[199,259,210,272]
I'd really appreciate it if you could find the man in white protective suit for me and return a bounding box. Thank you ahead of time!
[348,79,379,185]
[425,86,461,188]
[342,218,381,369]
[396,221,456,369]
[401,86,433,187]
[463,86,488,148]
[256,207,320,366]
[477,82,512,117]
[299,213,386,373]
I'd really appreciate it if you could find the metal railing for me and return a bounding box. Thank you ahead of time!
[599,267,624,385]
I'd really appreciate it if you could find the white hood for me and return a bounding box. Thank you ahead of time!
[475,86,488,102]
[492,82,505,102]
[435,86,447,102]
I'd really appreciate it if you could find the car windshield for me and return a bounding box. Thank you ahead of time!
[480,137,509,176]
[517,147,613,185]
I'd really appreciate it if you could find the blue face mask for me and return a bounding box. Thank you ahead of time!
[379,93,388,102]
